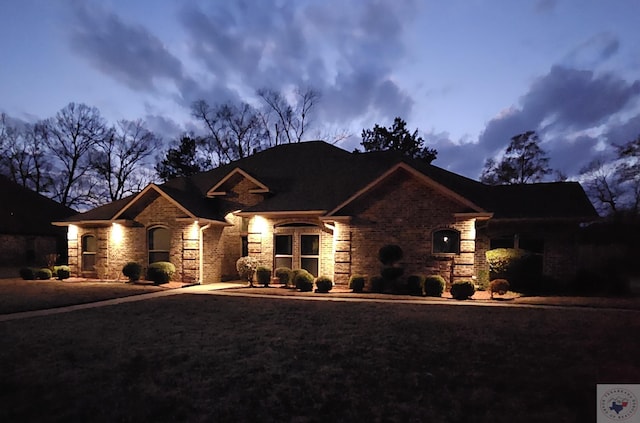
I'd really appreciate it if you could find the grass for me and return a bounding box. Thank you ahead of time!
[0,278,165,314]
[1,289,639,422]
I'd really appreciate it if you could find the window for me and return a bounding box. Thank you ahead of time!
[241,236,249,257]
[433,229,460,254]
[82,234,97,271]
[274,234,293,269]
[148,227,170,264]
[300,234,319,277]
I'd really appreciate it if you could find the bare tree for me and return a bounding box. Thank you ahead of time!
[43,102,110,208]
[257,86,320,145]
[92,119,160,202]
[580,158,622,216]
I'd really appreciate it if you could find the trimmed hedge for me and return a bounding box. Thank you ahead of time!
[489,279,510,298]
[147,262,175,284]
[406,275,425,296]
[349,275,366,293]
[486,248,542,294]
[36,268,52,280]
[122,262,142,282]
[371,276,385,293]
[255,266,272,287]
[275,267,293,287]
[378,244,403,266]
[423,275,446,297]
[19,267,36,280]
[315,276,333,293]
[55,265,71,280]
[294,269,314,292]
[450,280,475,300]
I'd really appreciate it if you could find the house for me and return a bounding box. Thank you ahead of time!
[54,141,598,285]
[0,175,76,270]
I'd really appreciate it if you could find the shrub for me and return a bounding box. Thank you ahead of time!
[378,244,403,266]
[56,265,71,280]
[255,266,272,287]
[36,268,52,280]
[122,262,142,282]
[315,276,333,293]
[476,269,490,291]
[236,256,260,284]
[294,269,314,292]
[275,267,293,287]
[147,262,175,284]
[349,275,366,293]
[489,279,510,298]
[406,275,425,296]
[450,280,475,300]
[486,248,543,293]
[19,267,36,280]
[424,275,446,297]
[371,276,385,293]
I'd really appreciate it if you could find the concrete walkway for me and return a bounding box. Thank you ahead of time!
[0,282,244,322]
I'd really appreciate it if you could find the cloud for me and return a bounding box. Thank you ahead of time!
[534,0,559,14]
[68,2,190,93]
[561,32,620,69]
[476,65,640,177]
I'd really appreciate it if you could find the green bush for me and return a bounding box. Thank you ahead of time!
[255,266,272,287]
[486,248,542,294]
[236,256,260,284]
[349,275,366,293]
[450,280,475,300]
[489,279,510,298]
[476,269,490,291]
[275,267,293,287]
[423,275,446,297]
[371,276,385,293]
[56,265,71,280]
[122,262,142,282]
[378,244,403,266]
[36,268,52,280]
[147,262,175,284]
[294,269,314,292]
[406,275,425,296]
[19,267,36,280]
[315,276,333,293]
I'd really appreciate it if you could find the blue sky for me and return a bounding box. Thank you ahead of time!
[1,0,639,179]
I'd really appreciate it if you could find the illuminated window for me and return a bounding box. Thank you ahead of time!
[148,226,170,264]
[433,229,460,254]
[82,234,97,271]
[300,234,319,277]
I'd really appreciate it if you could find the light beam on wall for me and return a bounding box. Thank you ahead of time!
[111,222,124,245]
[68,224,78,241]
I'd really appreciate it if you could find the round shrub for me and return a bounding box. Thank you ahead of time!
[349,275,366,293]
[275,267,293,287]
[450,280,476,300]
[423,275,446,297]
[315,276,333,293]
[294,269,314,292]
[19,267,36,280]
[147,261,175,284]
[236,256,260,284]
[56,265,71,280]
[122,262,142,282]
[486,248,542,294]
[489,278,510,298]
[370,276,385,293]
[36,268,52,280]
[378,244,403,266]
[255,266,272,287]
[406,275,425,296]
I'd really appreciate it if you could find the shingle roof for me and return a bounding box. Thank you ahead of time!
[64,141,598,223]
[0,176,76,235]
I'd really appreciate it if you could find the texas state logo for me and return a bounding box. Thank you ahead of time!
[598,385,638,421]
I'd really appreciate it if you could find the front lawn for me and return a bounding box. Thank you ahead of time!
[1,294,638,422]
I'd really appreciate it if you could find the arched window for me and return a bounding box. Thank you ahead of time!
[432,229,460,254]
[82,234,97,271]
[148,226,171,264]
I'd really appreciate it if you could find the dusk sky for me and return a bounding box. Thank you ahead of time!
[1,0,639,179]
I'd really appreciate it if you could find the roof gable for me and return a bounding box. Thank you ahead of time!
[327,162,486,216]
[206,167,270,197]
[114,184,197,220]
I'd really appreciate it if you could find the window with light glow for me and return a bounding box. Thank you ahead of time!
[148,226,171,264]
[432,229,460,254]
[82,234,97,271]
